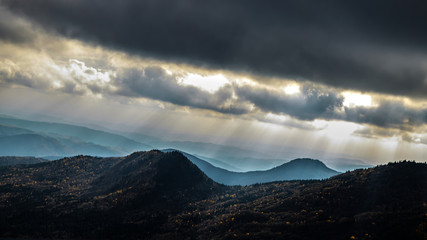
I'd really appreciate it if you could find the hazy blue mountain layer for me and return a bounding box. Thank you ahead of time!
[0,116,152,152]
[163,149,340,185]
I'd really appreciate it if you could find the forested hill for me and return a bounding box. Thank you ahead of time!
[0,151,425,239]
[0,156,47,166]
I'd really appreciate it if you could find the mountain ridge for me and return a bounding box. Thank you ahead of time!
[0,156,48,166]
[163,149,340,185]
[0,151,425,239]
[0,116,152,155]
[0,115,372,172]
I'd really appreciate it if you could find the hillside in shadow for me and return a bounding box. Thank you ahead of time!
[0,151,425,239]
[165,149,340,185]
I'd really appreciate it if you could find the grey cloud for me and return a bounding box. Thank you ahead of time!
[402,133,427,145]
[353,126,400,139]
[0,6,36,44]
[235,83,427,129]
[84,69,95,75]
[3,0,427,97]
[60,81,83,95]
[235,85,344,121]
[1,53,426,131]
[114,67,250,115]
[354,126,427,145]
[0,59,110,96]
[344,101,427,129]
[0,66,49,89]
[0,67,83,95]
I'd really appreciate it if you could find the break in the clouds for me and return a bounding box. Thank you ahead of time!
[2,0,427,98]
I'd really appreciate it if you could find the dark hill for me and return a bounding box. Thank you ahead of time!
[0,152,425,240]
[172,161,427,240]
[91,151,219,203]
[84,151,222,238]
[227,158,339,185]
[262,158,340,180]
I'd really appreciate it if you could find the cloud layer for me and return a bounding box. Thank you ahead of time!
[236,85,344,121]
[115,67,251,114]
[3,0,427,98]
[2,53,426,133]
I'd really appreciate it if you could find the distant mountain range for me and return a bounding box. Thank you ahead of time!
[0,151,425,239]
[163,149,340,185]
[0,146,339,184]
[0,115,372,172]
[0,116,151,157]
[138,139,289,171]
[88,131,374,172]
[0,156,47,166]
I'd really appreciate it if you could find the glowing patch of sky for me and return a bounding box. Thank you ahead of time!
[283,84,300,95]
[342,91,375,107]
[177,73,230,93]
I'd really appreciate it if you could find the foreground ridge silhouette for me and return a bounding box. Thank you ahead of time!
[0,151,426,240]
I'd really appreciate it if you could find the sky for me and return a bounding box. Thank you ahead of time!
[0,0,426,166]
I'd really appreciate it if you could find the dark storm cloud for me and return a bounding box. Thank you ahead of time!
[111,68,427,129]
[234,83,427,129]
[3,0,427,97]
[0,6,36,44]
[235,85,344,121]
[114,67,250,114]
[2,55,427,129]
[344,101,427,129]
